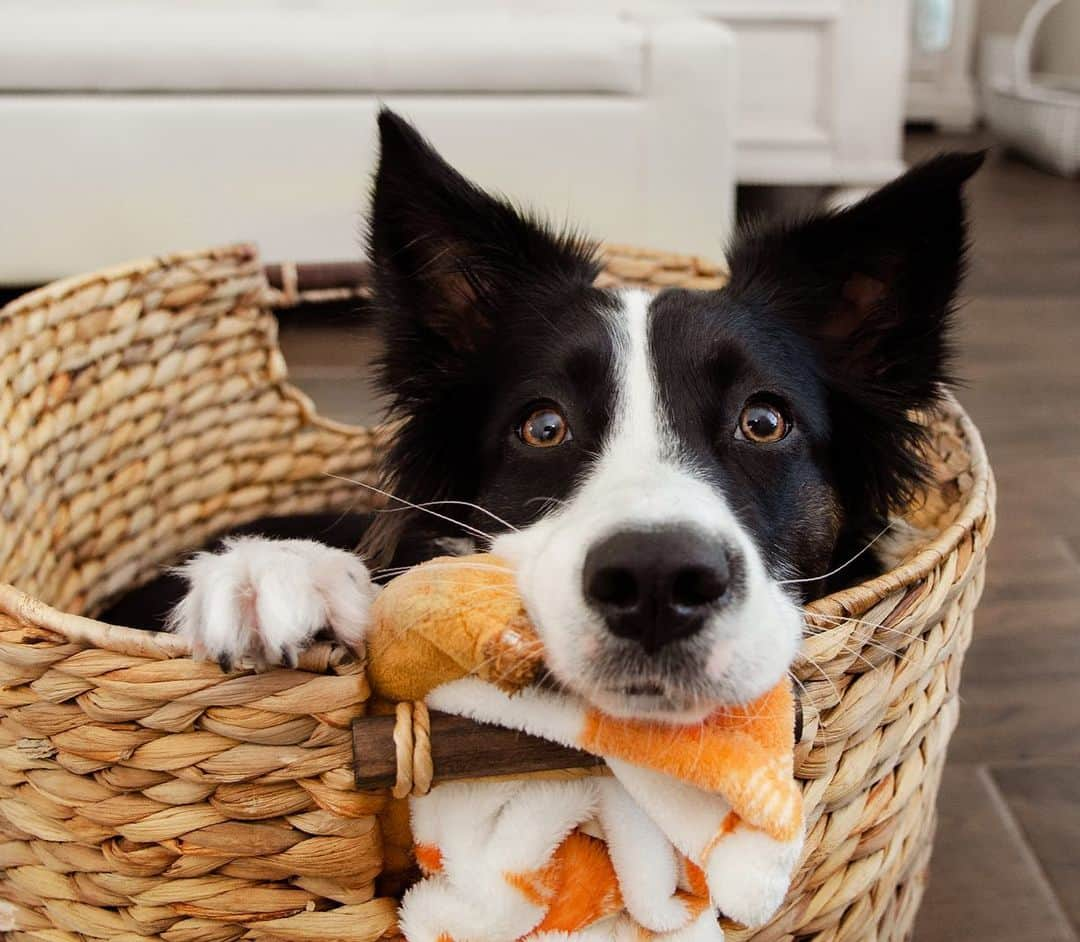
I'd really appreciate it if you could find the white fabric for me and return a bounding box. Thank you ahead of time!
[400,678,804,942]
[1,6,644,94]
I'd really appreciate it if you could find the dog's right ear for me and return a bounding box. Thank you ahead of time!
[369,109,597,358]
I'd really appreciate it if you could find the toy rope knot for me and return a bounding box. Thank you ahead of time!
[392,701,434,799]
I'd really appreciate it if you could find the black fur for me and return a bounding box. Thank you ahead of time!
[364,110,610,565]
[364,110,981,593]
[722,151,983,581]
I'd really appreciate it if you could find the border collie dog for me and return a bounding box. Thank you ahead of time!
[171,111,981,721]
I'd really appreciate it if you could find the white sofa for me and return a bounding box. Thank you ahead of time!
[0,3,737,285]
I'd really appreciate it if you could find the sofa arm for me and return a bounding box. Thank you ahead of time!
[639,18,737,258]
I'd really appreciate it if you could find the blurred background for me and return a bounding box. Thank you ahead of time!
[1,2,1078,941]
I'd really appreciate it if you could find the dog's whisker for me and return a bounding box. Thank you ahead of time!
[806,629,918,668]
[792,655,842,704]
[523,495,569,512]
[324,473,497,543]
[373,560,514,578]
[466,639,547,685]
[777,522,896,586]
[374,499,519,533]
[827,643,887,676]
[804,611,925,644]
[834,634,917,668]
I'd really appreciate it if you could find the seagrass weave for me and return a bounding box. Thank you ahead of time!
[0,243,994,942]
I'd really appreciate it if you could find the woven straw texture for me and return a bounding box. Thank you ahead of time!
[0,244,994,942]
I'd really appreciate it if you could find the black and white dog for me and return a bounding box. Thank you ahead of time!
[170,111,981,721]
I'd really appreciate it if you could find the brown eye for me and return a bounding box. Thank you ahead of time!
[738,401,789,444]
[519,404,571,448]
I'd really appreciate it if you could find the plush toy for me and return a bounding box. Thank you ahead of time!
[361,552,805,942]
[365,553,543,702]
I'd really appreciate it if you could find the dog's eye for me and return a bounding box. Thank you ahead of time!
[737,400,789,444]
[518,404,571,448]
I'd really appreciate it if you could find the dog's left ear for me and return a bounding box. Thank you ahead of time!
[729,151,983,403]
[727,151,983,513]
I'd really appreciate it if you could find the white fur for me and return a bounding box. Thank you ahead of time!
[427,677,589,746]
[167,537,375,667]
[532,910,724,942]
[405,680,802,940]
[609,759,803,928]
[703,824,803,928]
[595,778,688,932]
[402,778,599,942]
[173,288,800,706]
[494,289,803,717]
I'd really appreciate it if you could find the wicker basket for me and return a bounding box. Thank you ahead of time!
[0,243,994,942]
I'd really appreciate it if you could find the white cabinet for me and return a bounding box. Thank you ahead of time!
[668,0,912,185]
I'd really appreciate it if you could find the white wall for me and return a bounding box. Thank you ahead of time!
[1038,0,1080,74]
[977,0,1080,75]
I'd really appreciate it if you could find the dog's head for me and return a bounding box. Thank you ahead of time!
[366,110,981,720]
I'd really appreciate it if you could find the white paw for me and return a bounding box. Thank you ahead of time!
[167,537,375,670]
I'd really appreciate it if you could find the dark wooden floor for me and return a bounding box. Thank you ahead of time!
[279,129,1080,942]
[901,131,1080,942]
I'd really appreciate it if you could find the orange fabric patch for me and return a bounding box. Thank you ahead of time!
[506,832,624,934]
[683,859,710,900]
[415,842,444,875]
[580,682,802,841]
[671,858,712,920]
[700,811,742,863]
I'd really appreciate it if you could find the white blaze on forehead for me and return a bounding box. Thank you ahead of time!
[602,288,674,472]
[565,287,731,533]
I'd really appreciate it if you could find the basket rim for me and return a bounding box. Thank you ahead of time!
[803,394,992,620]
[0,243,257,320]
[0,393,991,662]
[0,243,992,661]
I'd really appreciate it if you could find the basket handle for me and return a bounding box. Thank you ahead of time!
[263,259,372,308]
[1013,0,1062,93]
[351,697,804,795]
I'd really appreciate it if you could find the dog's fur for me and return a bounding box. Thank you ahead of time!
[168,111,981,720]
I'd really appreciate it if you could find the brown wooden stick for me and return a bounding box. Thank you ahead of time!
[352,697,805,791]
[352,710,603,790]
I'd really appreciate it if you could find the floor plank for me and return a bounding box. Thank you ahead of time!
[914,765,1076,942]
[990,764,1080,935]
[951,617,1080,764]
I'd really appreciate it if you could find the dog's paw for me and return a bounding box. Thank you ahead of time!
[167,537,375,670]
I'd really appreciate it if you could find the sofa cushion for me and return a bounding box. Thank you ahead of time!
[1,5,645,94]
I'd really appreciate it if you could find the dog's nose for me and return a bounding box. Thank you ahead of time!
[583,527,735,652]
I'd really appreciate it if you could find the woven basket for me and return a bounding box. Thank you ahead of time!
[0,243,994,942]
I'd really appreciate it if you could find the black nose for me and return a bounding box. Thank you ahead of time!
[583,527,736,652]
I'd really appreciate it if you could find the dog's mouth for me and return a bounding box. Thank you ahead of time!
[590,681,716,723]
[612,681,666,697]
[581,660,722,721]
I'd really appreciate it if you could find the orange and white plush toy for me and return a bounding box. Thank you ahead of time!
[366,556,804,942]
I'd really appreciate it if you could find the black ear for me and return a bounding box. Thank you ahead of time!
[368,109,598,361]
[726,151,983,517]
[362,110,599,564]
